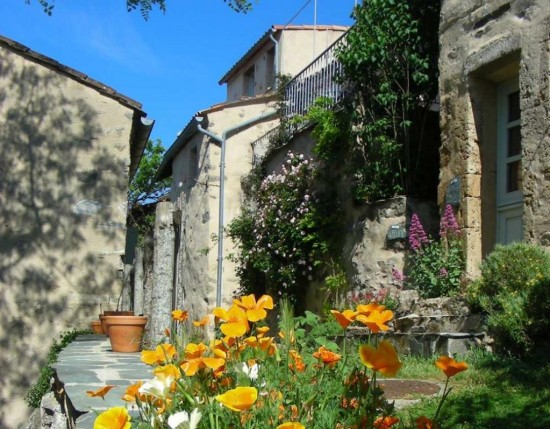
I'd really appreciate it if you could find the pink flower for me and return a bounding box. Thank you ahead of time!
[409,213,429,251]
[440,204,460,237]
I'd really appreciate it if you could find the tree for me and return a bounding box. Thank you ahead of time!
[128,139,170,233]
[25,0,254,18]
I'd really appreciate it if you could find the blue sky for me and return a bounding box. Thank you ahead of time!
[1,0,355,149]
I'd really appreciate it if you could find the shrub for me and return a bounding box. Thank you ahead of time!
[467,242,550,355]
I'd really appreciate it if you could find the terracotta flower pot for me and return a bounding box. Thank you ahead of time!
[104,315,148,353]
[91,320,103,334]
[100,311,134,336]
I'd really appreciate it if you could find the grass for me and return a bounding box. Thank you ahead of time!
[396,347,550,429]
[25,329,88,408]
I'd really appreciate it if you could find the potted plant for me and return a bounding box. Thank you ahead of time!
[103,314,148,352]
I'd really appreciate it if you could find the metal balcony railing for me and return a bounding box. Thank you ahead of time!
[251,30,351,164]
[284,30,349,118]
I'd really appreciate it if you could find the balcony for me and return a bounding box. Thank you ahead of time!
[284,30,349,118]
[252,30,350,161]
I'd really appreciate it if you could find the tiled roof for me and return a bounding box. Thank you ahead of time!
[0,35,144,112]
[218,25,349,85]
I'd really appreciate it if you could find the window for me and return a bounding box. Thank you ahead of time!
[266,47,276,90]
[189,146,198,184]
[243,66,255,97]
[496,78,523,244]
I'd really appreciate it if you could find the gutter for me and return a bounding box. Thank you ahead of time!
[195,109,278,307]
[269,29,279,89]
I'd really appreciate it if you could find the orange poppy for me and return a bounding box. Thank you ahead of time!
[313,346,341,368]
[93,406,131,429]
[277,423,305,429]
[180,342,225,376]
[416,415,437,429]
[356,309,393,333]
[330,309,357,329]
[289,350,306,373]
[193,315,209,327]
[356,302,386,316]
[435,356,468,378]
[234,294,274,322]
[141,343,177,366]
[359,340,402,377]
[172,309,189,322]
[86,385,115,399]
[215,386,258,412]
[374,415,399,429]
[121,381,144,402]
[256,326,270,338]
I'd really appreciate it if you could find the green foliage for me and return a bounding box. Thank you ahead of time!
[26,0,253,18]
[467,242,550,355]
[128,139,170,236]
[336,0,440,202]
[227,151,342,307]
[406,207,464,298]
[407,238,464,298]
[25,329,83,408]
[399,348,550,428]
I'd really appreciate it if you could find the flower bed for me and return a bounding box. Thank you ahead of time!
[90,295,467,429]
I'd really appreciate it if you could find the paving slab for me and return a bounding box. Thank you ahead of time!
[53,334,152,429]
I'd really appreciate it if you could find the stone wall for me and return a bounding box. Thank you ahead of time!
[439,0,550,277]
[0,44,137,427]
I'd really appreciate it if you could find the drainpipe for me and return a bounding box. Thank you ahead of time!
[269,28,279,89]
[196,110,277,307]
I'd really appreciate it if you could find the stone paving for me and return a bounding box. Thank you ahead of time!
[52,334,151,429]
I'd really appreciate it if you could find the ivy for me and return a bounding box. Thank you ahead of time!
[334,0,440,202]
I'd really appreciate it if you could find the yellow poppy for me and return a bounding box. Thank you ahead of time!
[359,340,402,377]
[215,386,258,412]
[277,421,305,429]
[330,309,357,329]
[234,294,274,322]
[93,406,131,429]
[153,363,181,381]
[435,355,468,378]
[86,385,115,399]
[213,305,249,337]
[141,343,177,366]
[172,309,189,322]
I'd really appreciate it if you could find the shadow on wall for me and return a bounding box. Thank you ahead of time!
[0,52,128,426]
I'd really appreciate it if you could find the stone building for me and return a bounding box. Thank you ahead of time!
[0,36,152,427]
[155,25,348,319]
[438,0,550,277]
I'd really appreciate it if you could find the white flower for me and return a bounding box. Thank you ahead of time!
[167,409,202,429]
[139,375,173,399]
[242,362,259,381]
